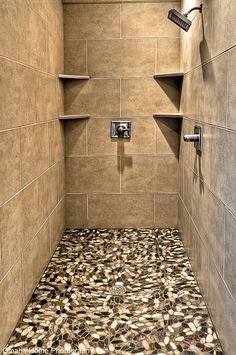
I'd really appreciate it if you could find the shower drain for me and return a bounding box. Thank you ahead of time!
[109,285,126,295]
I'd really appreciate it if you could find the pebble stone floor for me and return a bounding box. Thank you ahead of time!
[5,228,223,355]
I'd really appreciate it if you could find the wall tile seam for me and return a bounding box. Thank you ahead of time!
[181,43,236,77]
[64,36,181,41]
[181,161,236,219]
[0,119,64,134]
[0,54,62,79]
[63,1,181,4]
[179,194,236,306]
[0,195,65,286]
[65,153,177,157]
[66,192,179,195]
[182,116,236,135]
[49,197,66,255]
[0,157,64,209]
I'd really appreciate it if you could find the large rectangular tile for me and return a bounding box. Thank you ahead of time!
[227,47,236,130]
[0,129,21,206]
[38,166,58,227]
[18,2,47,70]
[0,0,19,61]
[64,3,120,39]
[121,78,180,116]
[156,38,180,74]
[155,118,179,155]
[88,193,154,228]
[155,194,178,227]
[65,79,120,116]
[87,39,156,78]
[22,221,50,302]
[36,73,58,122]
[49,198,65,253]
[21,124,49,187]
[224,210,236,301]
[87,117,156,156]
[66,194,88,228]
[64,39,87,75]
[0,260,23,353]
[47,30,64,74]
[121,2,180,38]
[48,120,64,166]
[201,54,227,127]
[65,119,87,156]
[121,155,178,193]
[66,156,120,193]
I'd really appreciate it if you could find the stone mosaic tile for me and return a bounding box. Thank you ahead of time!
[4,228,223,354]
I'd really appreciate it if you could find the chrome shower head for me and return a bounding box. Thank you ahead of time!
[168,9,192,32]
[168,5,202,32]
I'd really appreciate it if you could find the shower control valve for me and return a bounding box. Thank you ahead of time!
[111,121,131,138]
[183,125,202,154]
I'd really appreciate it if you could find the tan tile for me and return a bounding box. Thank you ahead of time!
[58,159,65,201]
[0,194,22,278]
[18,3,47,71]
[0,0,19,61]
[87,39,156,78]
[21,180,39,248]
[225,210,236,301]
[88,193,154,228]
[65,119,87,156]
[155,118,179,155]
[45,0,63,38]
[66,194,88,228]
[121,155,178,193]
[49,198,65,253]
[66,156,120,193]
[65,79,120,117]
[21,124,49,186]
[22,221,50,302]
[0,129,21,206]
[155,194,178,227]
[124,118,156,154]
[48,120,64,165]
[121,2,180,38]
[178,197,190,252]
[0,260,23,353]
[36,73,58,122]
[121,78,180,116]
[38,166,58,227]
[27,0,48,19]
[47,30,64,74]
[227,47,236,130]
[156,38,180,74]
[201,54,227,127]
[210,127,236,215]
[64,40,87,75]
[64,4,120,39]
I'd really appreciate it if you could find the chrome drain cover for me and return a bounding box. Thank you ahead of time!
[109,285,126,295]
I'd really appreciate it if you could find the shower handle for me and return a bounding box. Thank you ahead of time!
[183,134,200,142]
[116,124,129,134]
[183,126,202,154]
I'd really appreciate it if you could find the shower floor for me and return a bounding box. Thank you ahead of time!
[5,228,222,355]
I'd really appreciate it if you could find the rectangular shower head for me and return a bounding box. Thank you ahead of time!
[168,9,192,32]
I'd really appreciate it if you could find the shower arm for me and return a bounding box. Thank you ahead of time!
[183,4,202,17]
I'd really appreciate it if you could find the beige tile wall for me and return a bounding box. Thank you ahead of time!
[179,0,236,353]
[0,0,65,351]
[63,0,181,228]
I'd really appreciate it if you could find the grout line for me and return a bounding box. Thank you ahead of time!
[0,118,62,134]
[66,192,178,196]
[119,79,122,117]
[119,155,122,193]
[182,116,236,135]
[222,207,226,280]
[86,39,88,75]
[86,194,89,224]
[65,36,181,41]
[155,39,157,74]
[65,153,176,158]
[153,194,155,226]
[119,3,122,39]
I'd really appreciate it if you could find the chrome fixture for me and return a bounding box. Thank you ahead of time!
[111,121,131,138]
[184,125,202,154]
[168,4,202,32]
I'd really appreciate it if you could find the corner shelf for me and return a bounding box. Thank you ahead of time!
[59,74,90,80]
[59,114,91,120]
[153,113,183,119]
[153,72,184,79]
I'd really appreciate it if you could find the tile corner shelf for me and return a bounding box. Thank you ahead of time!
[153,72,184,79]
[153,113,183,119]
[59,114,91,120]
[58,74,90,80]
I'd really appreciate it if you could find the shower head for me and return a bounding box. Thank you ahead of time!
[168,5,202,32]
[168,9,192,32]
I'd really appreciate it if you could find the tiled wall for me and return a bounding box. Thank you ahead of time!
[0,0,65,351]
[63,0,181,228]
[179,0,236,353]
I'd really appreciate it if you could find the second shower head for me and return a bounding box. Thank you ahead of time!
[168,4,202,32]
